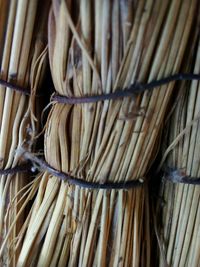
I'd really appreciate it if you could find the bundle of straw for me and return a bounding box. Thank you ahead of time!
[157,36,200,266]
[17,0,198,266]
[0,1,48,265]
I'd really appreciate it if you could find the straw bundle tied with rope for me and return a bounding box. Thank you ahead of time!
[0,0,200,266]
[0,1,49,266]
[157,36,200,266]
[11,1,199,267]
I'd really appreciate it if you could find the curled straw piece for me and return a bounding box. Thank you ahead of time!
[16,148,145,189]
[52,73,200,104]
[163,168,200,185]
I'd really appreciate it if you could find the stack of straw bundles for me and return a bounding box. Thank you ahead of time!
[15,1,199,266]
[157,37,200,266]
[0,1,49,266]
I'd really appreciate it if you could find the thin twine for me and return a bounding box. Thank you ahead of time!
[163,168,200,185]
[0,79,30,95]
[1,73,200,101]
[0,163,32,176]
[1,157,200,187]
[52,73,200,104]
[21,150,145,189]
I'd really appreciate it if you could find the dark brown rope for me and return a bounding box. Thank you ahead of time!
[0,79,30,95]
[1,72,200,187]
[2,158,200,187]
[52,73,200,104]
[0,163,32,176]
[21,150,145,189]
[163,168,200,185]
[1,73,200,100]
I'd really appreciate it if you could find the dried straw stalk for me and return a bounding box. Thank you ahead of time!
[157,36,200,267]
[0,1,48,266]
[17,0,198,266]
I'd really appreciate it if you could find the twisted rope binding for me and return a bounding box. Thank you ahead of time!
[163,168,200,185]
[2,72,200,187]
[20,150,145,190]
[1,73,200,101]
[0,163,32,176]
[0,79,30,95]
[52,73,200,104]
